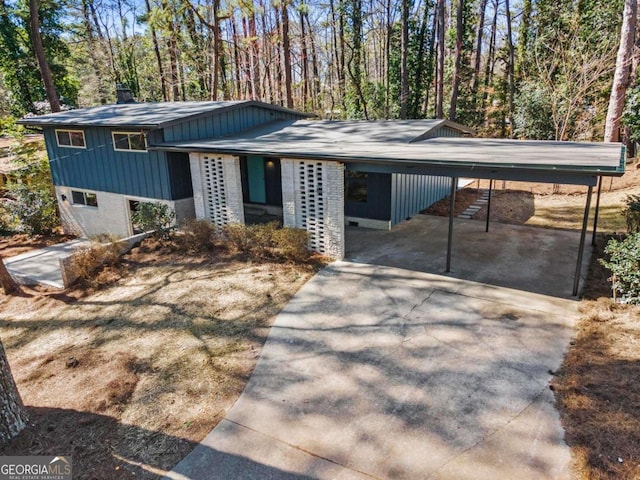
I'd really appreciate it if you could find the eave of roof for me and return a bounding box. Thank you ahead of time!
[16,100,314,129]
[151,123,625,179]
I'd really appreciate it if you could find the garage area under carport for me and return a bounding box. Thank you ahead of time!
[159,125,625,296]
[342,138,625,296]
[346,214,592,298]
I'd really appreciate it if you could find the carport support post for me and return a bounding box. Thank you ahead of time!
[573,185,593,297]
[485,179,493,233]
[591,176,602,246]
[446,177,457,273]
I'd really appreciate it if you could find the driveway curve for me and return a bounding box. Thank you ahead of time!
[167,261,575,480]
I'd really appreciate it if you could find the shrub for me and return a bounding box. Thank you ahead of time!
[223,223,256,253]
[273,227,310,262]
[599,233,640,304]
[223,222,309,262]
[69,240,122,287]
[131,202,175,238]
[5,183,59,235]
[622,194,640,234]
[178,219,218,253]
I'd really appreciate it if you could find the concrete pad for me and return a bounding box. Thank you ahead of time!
[167,262,575,479]
[5,239,89,288]
[346,214,591,298]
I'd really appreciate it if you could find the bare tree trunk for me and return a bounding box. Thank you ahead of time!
[306,13,321,108]
[300,8,309,107]
[330,0,343,110]
[423,5,438,116]
[249,10,260,99]
[81,0,108,104]
[471,0,488,101]
[212,0,221,99]
[0,256,17,295]
[28,0,61,112]
[273,5,283,104]
[0,339,27,444]
[144,0,168,101]
[481,0,498,116]
[281,0,293,108]
[435,0,445,118]
[384,0,392,118]
[449,0,464,120]
[605,0,638,142]
[505,0,515,136]
[400,0,409,119]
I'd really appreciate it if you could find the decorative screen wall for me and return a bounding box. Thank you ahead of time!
[296,161,326,252]
[201,156,229,226]
[281,158,344,259]
[189,153,245,228]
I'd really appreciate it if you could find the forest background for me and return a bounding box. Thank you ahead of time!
[0,0,638,143]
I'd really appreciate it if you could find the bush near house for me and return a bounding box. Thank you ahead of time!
[130,202,175,238]
[223,222,310,263]
[623,193,640,233]
[4,183,58,235]
[600,233,640,305]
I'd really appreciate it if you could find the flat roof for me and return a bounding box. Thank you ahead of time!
[155,120,625,184]
[17,100,312,129]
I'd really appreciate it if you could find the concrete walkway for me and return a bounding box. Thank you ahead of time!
[166,261,575,480]
[5,239,89,288]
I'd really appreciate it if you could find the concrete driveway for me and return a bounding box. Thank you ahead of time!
[346,214,591,298]
[167,260,575,479]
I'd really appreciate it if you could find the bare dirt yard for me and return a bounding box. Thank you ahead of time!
[427,161,640,233]
[0,237,321,479]
[427,165,640,479]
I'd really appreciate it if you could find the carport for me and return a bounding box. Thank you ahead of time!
[158,125,625,296]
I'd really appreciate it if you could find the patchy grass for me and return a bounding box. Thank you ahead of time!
[0,238,322,479]
[552,235,640,479]
[427,166,640,233]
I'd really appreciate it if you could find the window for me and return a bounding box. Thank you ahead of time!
[55,129,86,148]
[71,190,98,207]
[345,171,368,203]
[112,131,147,152]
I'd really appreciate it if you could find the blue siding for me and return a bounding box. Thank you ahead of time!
[390,174,451,225]
[162,105,305,142]
[45,127,174,200]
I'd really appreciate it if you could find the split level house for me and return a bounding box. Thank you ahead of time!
[18,99,475,258]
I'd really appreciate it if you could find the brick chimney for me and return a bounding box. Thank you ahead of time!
[116,84,135,104]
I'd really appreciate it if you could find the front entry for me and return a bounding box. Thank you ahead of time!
[240,156,283,223]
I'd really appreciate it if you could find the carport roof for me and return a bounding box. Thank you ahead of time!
[155,119,625,184]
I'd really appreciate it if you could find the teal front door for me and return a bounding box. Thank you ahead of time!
[247,155,266,204]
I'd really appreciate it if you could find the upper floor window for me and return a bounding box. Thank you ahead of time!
[56,129,86,148]
[112,131,147,152]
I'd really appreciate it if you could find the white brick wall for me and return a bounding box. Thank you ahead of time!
[55,186,186,238]
[281,158,345,259]
[189,152,245,227]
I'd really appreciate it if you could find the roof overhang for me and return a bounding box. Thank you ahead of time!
[16,100,314,129]
[154,136,625,186]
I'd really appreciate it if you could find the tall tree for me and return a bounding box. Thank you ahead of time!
[435,0,444,118]
[281,0,293,108]
[0,337,28,444]
[399,0,409,119]
[504,0,515,136]
[449,0,465,120]
[28,0,60,111]
[605,0,638,142]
